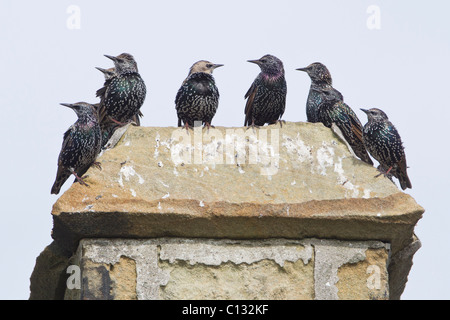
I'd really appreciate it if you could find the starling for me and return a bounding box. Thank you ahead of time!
[98,53,146,127]
[244,54,287,127]
[361,108,412,190]
[296,62,343,123]
[314,86,374,165]
[175,60,223,129]
[95,66,142,147]
[51,102,102,195]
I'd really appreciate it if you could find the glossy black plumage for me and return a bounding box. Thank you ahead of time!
[175,60,223,129]
[244,55,287,127]
[297,62,343,123]
[361,108,411,190]
[95,66,142,147]
[97,53,146,145]
[314,87,373,165]
[51,102,102,195]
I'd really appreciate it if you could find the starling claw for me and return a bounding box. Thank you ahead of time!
[277,119,286,128]
[246,123,260,133]
[203,122,215,133]
[183,122,193,133]
[72,172,90,187]
[92,162,102,171]
[374,166,393,178]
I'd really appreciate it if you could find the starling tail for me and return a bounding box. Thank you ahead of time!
[313,87,373,166]
[244,54,287,127]
[175,60,223,129]
[297,62,343,123]
[361,108,412,190]
[51,102,102,195]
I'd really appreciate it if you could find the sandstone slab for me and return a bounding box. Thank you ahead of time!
[66,238,389,300]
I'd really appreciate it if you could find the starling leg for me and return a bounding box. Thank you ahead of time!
[109,117,128,126]
[203,122,215,133]
[246,120,260,133]
[109,116,138,127]
[71,171,89,187]
[277,119,286,128]
[183,121,192,133]
[92,161,102,170]
[375,166,393,178]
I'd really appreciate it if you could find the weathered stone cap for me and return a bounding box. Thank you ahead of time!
[51,122,424,255]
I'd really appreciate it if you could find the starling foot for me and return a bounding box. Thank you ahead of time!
[72,171,89,187]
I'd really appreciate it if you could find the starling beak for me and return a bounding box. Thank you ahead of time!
[361,108,411,190]
[247,59,261,65]
[95,67,116,80]
[244,54,287,127]
[104,54,117,61]
[176,60,222,129]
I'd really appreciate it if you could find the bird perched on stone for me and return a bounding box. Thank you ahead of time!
[296,62,343,123]
[95,66,142,147]
[313,87,373,165]
[51,102,102,195]
[360,108,412,190]
[97,53,146,137]
[244,54,287,127]
[175,60,223,130]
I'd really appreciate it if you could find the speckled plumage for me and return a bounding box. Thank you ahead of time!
[95,66,143,147]
[175,60,223,128]
[297,62,343,123]
[244,55,287,127]
[97,53,146,129]
[51,102,102,195]
[361,108,411,190]
[314,87,373,165]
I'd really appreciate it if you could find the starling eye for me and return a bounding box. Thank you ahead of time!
[206,64,213,68]
[260,59,267,63]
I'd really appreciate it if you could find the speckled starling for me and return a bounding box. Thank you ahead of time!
[296,62,343,123]
[95,66,142,147]
[313,87,373,165]
[51,102,102,195]
[361,108,412,190]
[175,60,223,129]
[97,53,146,127]
[244,54,287,127]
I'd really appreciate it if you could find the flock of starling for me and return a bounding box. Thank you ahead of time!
[51,53,411,195]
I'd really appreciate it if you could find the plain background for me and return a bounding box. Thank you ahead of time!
[0,1,449,299]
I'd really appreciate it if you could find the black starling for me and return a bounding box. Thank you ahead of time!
[175,60,223,129]
[244,54,287,127]
[361,108,412,190]
[51,102,102,195]
[314,87,374,165]
[98,53,146,127]
[296,62,343,123]
[95,66,142,147]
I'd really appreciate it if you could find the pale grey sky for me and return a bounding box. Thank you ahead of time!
[1,0,449,299]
